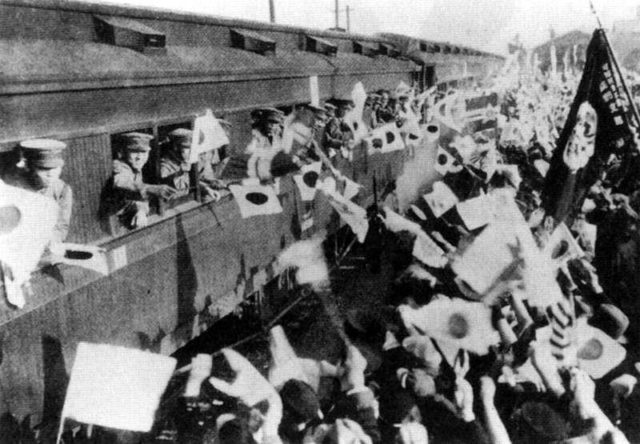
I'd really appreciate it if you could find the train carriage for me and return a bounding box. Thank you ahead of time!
[0,0,503,422]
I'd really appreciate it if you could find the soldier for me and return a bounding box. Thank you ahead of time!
[3,139,72,243]
[246,108,286,180]
[376,90,396,124]
[322,100,355,161]
[110,132,177,229]
[282,103,327,164]
[160,128,223,201]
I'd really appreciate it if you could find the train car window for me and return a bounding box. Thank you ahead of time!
[104,128,161,231]
[353,41,378,57]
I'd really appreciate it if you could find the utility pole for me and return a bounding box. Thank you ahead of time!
[346,5,351,32]
[334,0,340,29]
[269,0,275,23]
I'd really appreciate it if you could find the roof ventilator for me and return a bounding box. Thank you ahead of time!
[379,43,400,58]
[303,34,338,56]
[94,15,166,54]
[353,41,378,57]
[230,29,276,55]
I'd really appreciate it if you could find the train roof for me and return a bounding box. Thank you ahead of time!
[0,0,497,94]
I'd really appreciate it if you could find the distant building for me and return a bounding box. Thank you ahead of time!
[532,30,591,74]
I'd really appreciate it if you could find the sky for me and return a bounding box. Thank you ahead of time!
[81,0,640,54]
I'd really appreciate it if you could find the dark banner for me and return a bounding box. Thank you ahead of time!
[543,29,636,223]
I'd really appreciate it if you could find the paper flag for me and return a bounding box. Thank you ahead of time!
[456,194,495,230]
[0,182,58,307]
[412,233,447,268]
[293,161,322,201]
[49,243,109,275]
[365,123,405,155]
[343,82,368,143]
[381,207,423,236]
[277,235,329,286]
[544,223,584,264]
[189,109,230,164]
[319,186,368,243]
[309,75,320,107]
[62,342,176,432]
[229,182,283,218]
[423,181,459,218]
[342,176,362,201]
[399,298,500,355]
[450,222,519,295]
[434,146,463,176]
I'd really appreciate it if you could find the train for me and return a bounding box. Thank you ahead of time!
[0,0,504,423]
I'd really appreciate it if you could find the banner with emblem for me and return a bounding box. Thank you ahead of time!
[543,29,637,222]
[229,180,283,218]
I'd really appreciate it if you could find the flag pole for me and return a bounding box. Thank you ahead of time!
[589,0,640,129]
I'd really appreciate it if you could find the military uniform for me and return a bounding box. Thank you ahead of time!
[3,139,72,243]
[109,133,154,227]
[160,129,193,197]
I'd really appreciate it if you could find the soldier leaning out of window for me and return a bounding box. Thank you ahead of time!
[109,132,177,229]
[3,139,72,244]
[160,128,227,202]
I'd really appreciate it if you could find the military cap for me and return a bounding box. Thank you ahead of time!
[324,103,337,112]
[20,139,67,169]
[119,132,153,152]
[251,107,285,123]
[304,103,327,115]
[328,97,355,108]
[168,128,193,148]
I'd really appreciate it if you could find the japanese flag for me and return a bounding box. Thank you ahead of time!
[61,342,176,432]
[344,82,369,142]
[189,109,230,164]
[434,146,463,176]
[423,181,459,218]
[0,182,57,307]
[365,123,405,155]
[293,161,322,201]
[319,183,368,243]
[412,233,447,268]
[229,181,283,218]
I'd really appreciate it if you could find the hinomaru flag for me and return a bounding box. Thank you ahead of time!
[343,82,369,142]
[229,180,283,218]
[293,161,322,201]
[365,123,405,155]
[0,182,58,307]
[62,342,176,432]
[319,181,368,243]
[189,109,230,164]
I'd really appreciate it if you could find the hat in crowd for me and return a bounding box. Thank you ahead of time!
[119,132,153,153]
[517,401,570,442]
[251,107,285,124]
[328,97,355,108]
[304,103,327,116]
[279,379,323,424]
[20,139,67,169]
[168,128,193,148]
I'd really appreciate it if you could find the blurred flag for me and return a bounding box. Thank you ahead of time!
[319,183,368,242]
[543,29,637,223]
[423,181,459,218]
[229,181,283,218]
[61,342,176,432]
[293,161,322,201]
[189,109,229,164]
[0,182,57,308]
[343,82,368,143]
[434,146,463,176]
